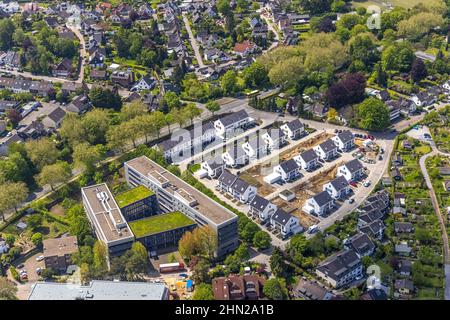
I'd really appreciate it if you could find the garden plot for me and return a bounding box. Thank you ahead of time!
[279,132,333,162]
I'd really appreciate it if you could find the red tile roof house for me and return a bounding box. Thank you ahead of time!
[212,275,265,300]
[233,41,257,57]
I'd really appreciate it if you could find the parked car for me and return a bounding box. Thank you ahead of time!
[36,267,42,275]
[36,255,44,262]
[307,225,319,234]
[348,198,355,204]
[17,263,24,269]
[349,181,357,187]
[363,180,371,187]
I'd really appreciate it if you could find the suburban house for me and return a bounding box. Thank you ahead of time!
[217,170,256,203]
[332,130,354,151]
[343,233,375,258]
[61,82,88,95]
[111,70,134,88]
[89,49,105,67]
[66,95,90,114]
[262,129,286,151]
[131,76,157,92]
[270,208,302,237]
[274,159,301,182]
[359,219,385,241]
[248,194,277,222]
[294,149,319,171]
[280,119,304,140]
[316,250,363,289]
[42,107,66,130]
[52,58,72,78]
[242,136,266,161]
[314,139,338,161]
[200,155,225,179]
[293,279,335,300]
[303,191,335,216]
[337,159,364,182]
[395,279,414,295]
[323,175,351,199]
[156,122,216,161]
[43,236,78,272]
[398,260,413,276]
[411,91,438,107]
[229,177,257,203]
[0,237,9,254]
[358,210,384,228]
[394,222,414,234]
[214,109,252,139]
[233,40,257,57]
[222,143,248,168]
[212,275,265,300]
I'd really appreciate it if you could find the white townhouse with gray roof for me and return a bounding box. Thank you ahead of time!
[323,175,351,199]
[242,135,267,161]
[274,159,301,182]
[201,155,225,178]
[280,119,304,140]
[217,170,256,203]
[337,159,364,182]
[270,208,302,237]
[332,130,354,151]
[248,194,278,222]
[222,143,248,167]
[316,250,363,289]
[313,139,338,161]
[294,149,319,171]
[214,109,252,139]
[262,128,286,151]
[303,190,335,216]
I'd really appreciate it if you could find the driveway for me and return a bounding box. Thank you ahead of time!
[8,250,44,300]
[182,13,205,68]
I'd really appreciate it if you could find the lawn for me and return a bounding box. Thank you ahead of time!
[129,211,196,237]
[114,186,154,208]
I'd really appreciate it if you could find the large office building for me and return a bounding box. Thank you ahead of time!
[81,183,135,256]
[124,156,239,257]
[28,280,169,300]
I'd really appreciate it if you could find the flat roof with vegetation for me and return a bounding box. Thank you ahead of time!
[129,211,196,238]
[114,186,154,209]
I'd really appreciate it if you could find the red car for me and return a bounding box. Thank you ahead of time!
[368,135,375,140]
[349,181,357,187]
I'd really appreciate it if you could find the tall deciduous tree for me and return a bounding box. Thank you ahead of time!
[36,161,72,190]
[357,97,390,131]
[24,138,60,170]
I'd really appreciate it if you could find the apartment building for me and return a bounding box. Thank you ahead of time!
[124,156,239,257]
[316,250,363,288]
[43,236,78,272]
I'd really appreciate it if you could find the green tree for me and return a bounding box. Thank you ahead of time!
[221,70,238,95]
[193,283,214,300]
[357,97,390,131]
[72,143,103,174]
[31,232,43,246]
[205,101,220,116]
[88,87,122,110]
[92,241,108,275]
[0,181,28,220]
[162,91,181,110]
[269,247,285,277]
[0,277,17,300]
[36,161,71,190]
[240,222,260,243]
[263,278,288,300]
[121,100,147,121]
[252,231,271,250]
[24,138,60,170]
[192,259,211,284]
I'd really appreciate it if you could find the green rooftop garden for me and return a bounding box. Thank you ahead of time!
[129,211,196,238]
[114,186,154,208]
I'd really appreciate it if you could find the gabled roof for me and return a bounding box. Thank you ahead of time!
[205,155,224,170]
[345,233,375,256]
[271,208,295,226]
[335,130,353,144]
[218,170,238,188]
[316,250,360,281]
[217,110,249,127]
[329,175,349,191]
[313,191,333,207]
[284,119,304,132]
[298,149,318,163]
[317,139,337,153]
[46,107,66,124]
[279,159,299,173]
[359,219,385,238]
[249,194,271,211]
[230,177,252,193]
[343,159,364,174]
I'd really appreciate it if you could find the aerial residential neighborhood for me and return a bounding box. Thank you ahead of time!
[0,0,450,306]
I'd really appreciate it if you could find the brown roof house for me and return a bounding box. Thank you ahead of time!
[43,236,78,272]
[111,70,134,88]
[233,41,257,57]
[212,275,265,300]
[52,58,73,78]
[42,107,66,130]
[66,95,91,114]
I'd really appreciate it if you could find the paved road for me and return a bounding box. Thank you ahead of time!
[182,13,205,68]
[419,140,450,300]
[260,12,280,52]
[66,23,86,83]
